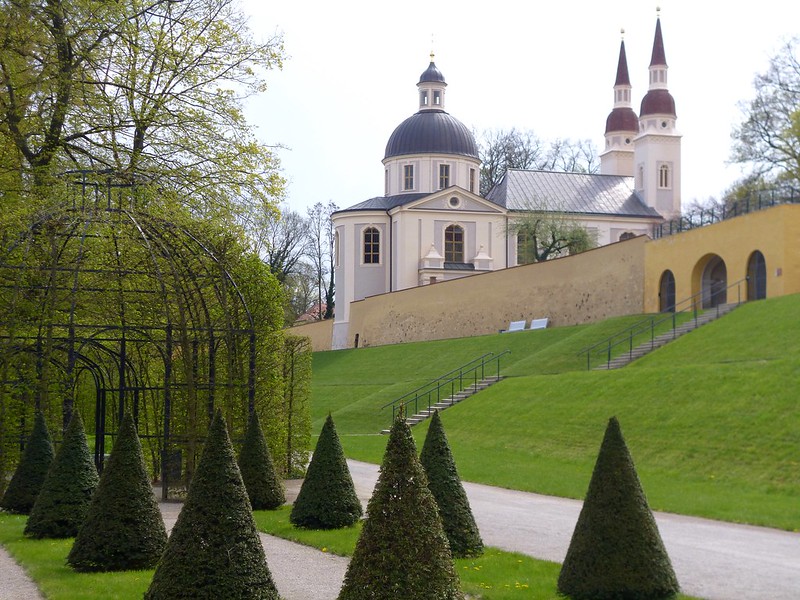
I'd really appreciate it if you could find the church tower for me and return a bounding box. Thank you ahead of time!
[600,33,638,176]
[633,11,682,219]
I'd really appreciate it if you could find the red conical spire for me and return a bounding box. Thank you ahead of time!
[615,38,632,86]
[649,13,667,67]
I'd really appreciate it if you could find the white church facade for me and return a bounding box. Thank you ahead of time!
[331,15,681,350]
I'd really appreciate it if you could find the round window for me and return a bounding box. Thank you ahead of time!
[449,196,461,208]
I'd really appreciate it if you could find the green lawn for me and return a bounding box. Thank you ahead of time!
[252,508,697,600]
[313,295,800,531]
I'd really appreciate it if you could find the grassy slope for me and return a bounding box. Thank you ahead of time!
[312,295,800,531]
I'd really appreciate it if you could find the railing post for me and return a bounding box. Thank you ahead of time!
[629,329,633,359]
[607,341,611,369]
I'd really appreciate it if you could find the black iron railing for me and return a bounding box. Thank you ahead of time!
[381,350,510,425]
[652,189,800,239]
[579,278,748,370]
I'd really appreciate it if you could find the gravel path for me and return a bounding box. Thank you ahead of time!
[3,459,799,599]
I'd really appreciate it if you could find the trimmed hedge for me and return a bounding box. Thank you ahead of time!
[145,409,279,599]
[290,414,362,529]
[420,410,483,558]
[67,411,168,572]
[338,414,464,600]
[24,411,99,538]
[239,411,285,510]
[557,416,680,600]
[0,412,54,514]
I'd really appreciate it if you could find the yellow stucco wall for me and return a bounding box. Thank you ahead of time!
[285,319,333,352]
[644,204,800,312]
[346,236,647,348]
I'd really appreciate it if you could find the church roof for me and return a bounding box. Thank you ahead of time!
[486,170,662,218]
[334,193,430,213]
[384,110,479,160]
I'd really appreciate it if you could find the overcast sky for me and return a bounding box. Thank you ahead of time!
[240,0,800,215]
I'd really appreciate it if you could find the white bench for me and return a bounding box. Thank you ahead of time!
[529,318,549,330]
[501,320,527,333]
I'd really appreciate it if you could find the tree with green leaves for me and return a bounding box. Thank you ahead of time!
[145,409,279,599]
[338,414,463,600]
[732,37,800,188]
[239,410,285,510]
[24,411,99,538]
[557,416,679,600]
[0,412,54,514]
[67,411,167,572]
[0,0,285,222]
[290,414,361,529]
[419,410,483,558]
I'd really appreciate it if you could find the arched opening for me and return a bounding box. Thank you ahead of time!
[659,270,676,312]
[747,251,767,300]
[701,255,727,308]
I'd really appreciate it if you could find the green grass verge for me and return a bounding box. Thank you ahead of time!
[0,514,153,599]
[312,295,800,531]
[252,507,697,600]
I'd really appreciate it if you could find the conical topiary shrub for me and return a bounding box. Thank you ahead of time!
[290,414,362,529]
[238,411,285,510]
[145,409,279,600]
[67,411,168,572]
[419,410,483,558]
[24,411,99,538]
[557,416,680,600]
[338,414,464,600]
[1,412,54,514]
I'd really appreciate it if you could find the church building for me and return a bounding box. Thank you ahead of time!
[331,15,681,350]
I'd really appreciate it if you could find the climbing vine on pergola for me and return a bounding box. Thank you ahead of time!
[0,172,287,498]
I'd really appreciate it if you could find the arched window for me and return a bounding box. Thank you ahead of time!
[659,164,670,189]
[363,227,380,264]
[444,224,464,263]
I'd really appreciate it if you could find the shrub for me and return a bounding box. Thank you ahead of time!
[24,411,99,538]
[338,414,464,600]
[290,414,362,529]
[67,411,168,571]
[145,409,279,599]
[557,416,680,600]
[239,411,285,510]
[419,410,483,558]
[0,412,54,514]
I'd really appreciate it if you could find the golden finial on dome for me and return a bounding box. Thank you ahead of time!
[620,27,625,40]
[430,34,435,63]
[656,6,661,17]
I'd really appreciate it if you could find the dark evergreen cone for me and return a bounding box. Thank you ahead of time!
[24,411,99,538]
[67,411,168,572]
[0,412,54,514]
[238,411,285,510]
[338,414,464,600]
[290,414,362,529]
[419,410,483,558]
[144,409,279,600]
[557,416,680,600]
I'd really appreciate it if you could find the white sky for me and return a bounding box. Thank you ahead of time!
[240,0,800,215]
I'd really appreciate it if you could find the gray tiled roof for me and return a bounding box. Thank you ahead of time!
[486,170,662,218]
[334,193,430,214]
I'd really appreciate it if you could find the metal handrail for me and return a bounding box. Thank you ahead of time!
[579,277,749,370]
[382,350,510,425]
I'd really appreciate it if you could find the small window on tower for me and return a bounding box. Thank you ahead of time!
[433,90,441,105]
[404,165,414,190]
[420,90,428,106]
[439,164,450,189]
[469,168,476,193]
[659,164,671,189]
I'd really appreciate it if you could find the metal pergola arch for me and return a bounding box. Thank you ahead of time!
[0,171,258,498]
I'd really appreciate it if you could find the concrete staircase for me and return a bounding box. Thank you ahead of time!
[380,375,502,434]
[594,303,739,370]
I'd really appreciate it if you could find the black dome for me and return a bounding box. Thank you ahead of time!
[419,61,446,84]
[384,110,478,160]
